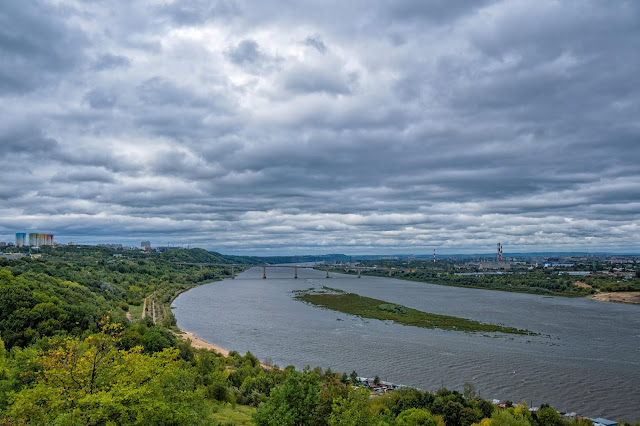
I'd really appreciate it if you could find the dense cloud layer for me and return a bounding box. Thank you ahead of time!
[1,0,638,254]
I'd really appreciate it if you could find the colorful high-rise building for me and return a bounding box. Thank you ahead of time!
[16,233,26,247]
[27,233,54,246]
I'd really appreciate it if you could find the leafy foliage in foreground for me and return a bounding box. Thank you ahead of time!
[5,322,205,425]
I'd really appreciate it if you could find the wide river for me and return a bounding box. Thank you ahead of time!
[172,267,640,421]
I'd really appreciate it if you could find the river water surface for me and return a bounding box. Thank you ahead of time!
[172,267,640,421]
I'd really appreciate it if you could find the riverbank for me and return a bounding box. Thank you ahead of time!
[589,292,640,305]
[175,328,276,370]
[175,329,231,356]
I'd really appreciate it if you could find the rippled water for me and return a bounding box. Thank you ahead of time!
[172,267,640,421]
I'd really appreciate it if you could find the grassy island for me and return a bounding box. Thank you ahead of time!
[295,290,534,335]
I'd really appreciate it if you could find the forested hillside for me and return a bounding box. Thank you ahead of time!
[158,248,232,264]
[226,253,351,265]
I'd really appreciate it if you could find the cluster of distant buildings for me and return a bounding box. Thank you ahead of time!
[96,241,183,253]
[14,232,55,247]
[0,233,57,258]
[0,236,184,260]
[0,234,183,253]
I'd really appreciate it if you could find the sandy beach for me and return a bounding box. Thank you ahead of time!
[589,292,640,305]
[175,329,230,357]
[175,329,275,370]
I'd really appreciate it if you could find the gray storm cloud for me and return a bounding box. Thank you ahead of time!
[0,0,638,254]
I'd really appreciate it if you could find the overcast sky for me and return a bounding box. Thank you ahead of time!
[1,0,639,255]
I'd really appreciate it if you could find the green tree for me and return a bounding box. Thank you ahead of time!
[491,409,531,426]
[474,399,494,419]
[0,334,6,373]
[253,368,321,426]
[395,407,437,426]
[329,388,376,425]
[430,396,446,415]
[536,407,563,426]
[325,367,333,378]
[0,334,9,408]
[390,387,429,416]
[141,326,175,353]
[463,382,477,400]
[341,372,349,384]
[460,407,482,426]
[443,401,464,426]
[317,377,350,423]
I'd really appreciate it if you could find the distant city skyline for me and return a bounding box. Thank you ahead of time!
[1,234,638,257]
[1,1,639,255]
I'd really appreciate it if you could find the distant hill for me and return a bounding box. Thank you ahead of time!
[224,253,351,265]
[158,248,233,264]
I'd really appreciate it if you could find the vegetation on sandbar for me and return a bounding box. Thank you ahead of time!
[295,291,534,335]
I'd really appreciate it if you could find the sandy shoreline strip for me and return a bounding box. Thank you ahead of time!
[176,329,275,369]
[176,329,230,357]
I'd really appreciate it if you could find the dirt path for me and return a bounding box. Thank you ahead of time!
[141,291,165,325]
